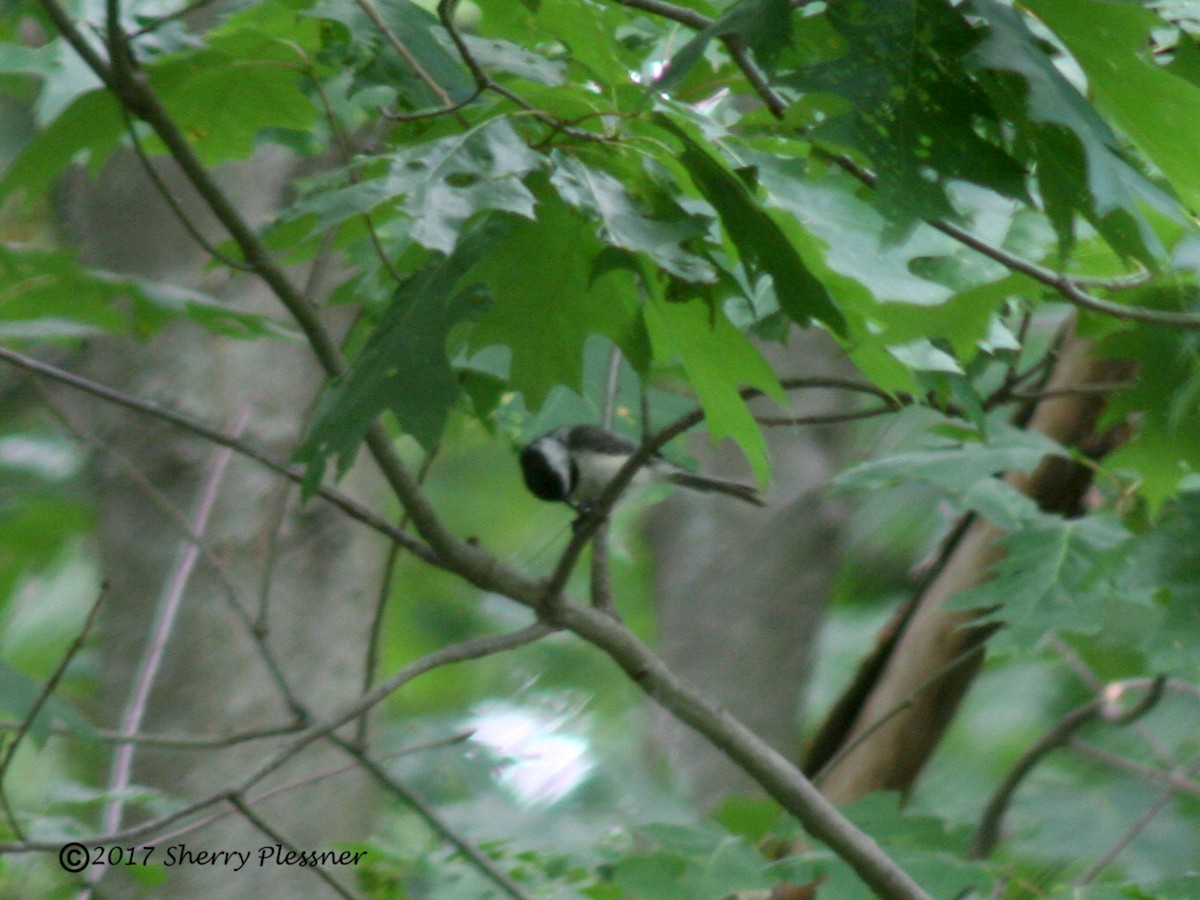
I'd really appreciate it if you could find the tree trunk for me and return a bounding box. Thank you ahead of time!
[53,149,384,898]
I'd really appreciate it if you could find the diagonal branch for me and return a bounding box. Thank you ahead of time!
[608,0,1200,329]
[0,346,440,568]
[0,586,106,841]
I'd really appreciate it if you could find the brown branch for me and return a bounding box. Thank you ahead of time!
[357,445,440,746]
[970,676,1166,859]
[0,719,303,749]
[436,0,608,143]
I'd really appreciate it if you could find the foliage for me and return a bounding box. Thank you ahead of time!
[1,0,1200,896]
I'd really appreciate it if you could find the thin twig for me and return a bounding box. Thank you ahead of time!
[0,346,440,568]
[589,347,625,616]
[329,736,532,900]
[756,405,900,427]
[436,0,606,143]
[0,719,303,749]
[34,386,305,719]
[0,628,549,854]
[86,410,247,895]
[128,0,221,37]
[143,731,474,847]
[229,794,357,900]
[117,104,255,272]
[1068,739,1200,801]
[1050,637,1176,768]
[305,60,405,285]
[0,586,106,840]
[1073,754,1200,886]
[357,446,440,747]
[380,88,482,122]
[970,677,1167,859]
[810,644,988,788]
[353,0,454,107]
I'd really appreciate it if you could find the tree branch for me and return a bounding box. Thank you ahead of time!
[0,346,440,568]
[328,736,532,900]
[0,626,551,853]
[0,586,106,841]
[229,794,357,900]
[970,676,1166,859]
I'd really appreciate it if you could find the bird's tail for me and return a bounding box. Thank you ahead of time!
[665,470,764,506]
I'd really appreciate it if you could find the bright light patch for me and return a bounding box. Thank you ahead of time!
[0,435,80,479]
[468,701,594,806]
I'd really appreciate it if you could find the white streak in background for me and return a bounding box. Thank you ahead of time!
[468,701,594,807]
[0,435,80,479]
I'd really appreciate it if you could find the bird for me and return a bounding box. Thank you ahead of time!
[519,424,763,510]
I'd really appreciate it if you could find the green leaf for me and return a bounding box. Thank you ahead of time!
[458,33,566,86]
[145,54,316,165]
[654,116,848,336]
[549,150,715,282]
[643,293,784,483]
[1094,326,1200,513]
[308,0,476,110]
[0,245,295,340]
[1024,0,1200,216]
[0,661,93,747]
[783,0,1027,231]
[0,90,124,205]
[477,0,644,86]
[289,118,540,254]
[967,0,1178,263]
[295,220,503,487]
[128,0,324,164]
[611,823,781,899]
[1106,493,1200,678]
[952,514,1132,649]
[461,201,649,409]
[834,422,1068,525]
[656,0,793,94]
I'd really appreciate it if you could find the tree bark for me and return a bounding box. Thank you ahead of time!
[809,329,1133,802]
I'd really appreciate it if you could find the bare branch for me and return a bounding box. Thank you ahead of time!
[329,736,532,900]
[35,386,304,718]
[1069,739,1200,801]
[0,586,106,840]
[229,794,358,900]
[0,719,303,750]
[971,677,1166,859]
[1073,754,1200,886]
[0,628,549,853]
[0,346,440,568]
[87,412,246,893]
[358,446,440,746]
[810,644,988,788]
[557,602,934,900]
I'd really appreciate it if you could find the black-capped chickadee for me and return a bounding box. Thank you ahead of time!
[520,424,763,510]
